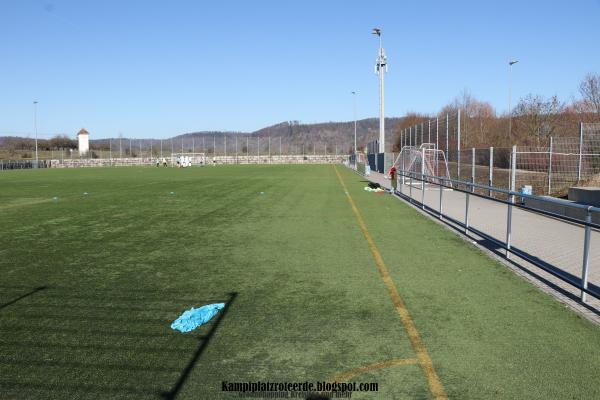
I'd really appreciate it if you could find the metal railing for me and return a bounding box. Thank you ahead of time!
[396,168,600,303]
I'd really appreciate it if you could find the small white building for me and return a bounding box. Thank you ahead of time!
[77,128,89,155]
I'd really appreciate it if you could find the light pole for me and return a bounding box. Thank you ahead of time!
[373,28,387,154]
[33,101,39,167]
[352,91,357,156]
[508,59,518,142]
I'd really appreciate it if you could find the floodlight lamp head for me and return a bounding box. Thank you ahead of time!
[372,28,381,36]
[509,60,518,66]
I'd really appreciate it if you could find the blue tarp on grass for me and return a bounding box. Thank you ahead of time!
[171,303,225,333]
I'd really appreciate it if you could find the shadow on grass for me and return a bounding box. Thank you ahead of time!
[0,286,47,310]
[161,291,237,400]
[0,286,236,399]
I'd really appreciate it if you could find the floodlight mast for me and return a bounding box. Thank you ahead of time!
[373,28,387,154]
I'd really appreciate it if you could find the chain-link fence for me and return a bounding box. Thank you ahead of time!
[398,113,460,164]
[1,135,352,170]
[399,117,600,198]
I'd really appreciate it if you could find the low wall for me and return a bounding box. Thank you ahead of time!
[50,158,150,168]
[523,196,600,224]
[49,155,348,168]
[568,187,600,207]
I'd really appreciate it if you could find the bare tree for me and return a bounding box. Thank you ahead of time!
[437,89,496,146]
[579,73,600,120]
[513,94,565,145]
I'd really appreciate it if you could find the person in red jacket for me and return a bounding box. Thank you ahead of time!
[389,166,397,193]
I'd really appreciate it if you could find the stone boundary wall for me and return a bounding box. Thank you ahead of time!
[49,155,348,168]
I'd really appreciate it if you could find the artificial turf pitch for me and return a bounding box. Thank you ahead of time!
[1,164,600,399]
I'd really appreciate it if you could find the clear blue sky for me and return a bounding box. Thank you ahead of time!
[1,0,599,139]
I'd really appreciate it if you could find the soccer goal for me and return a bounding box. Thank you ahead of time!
[394,144,452,188]
[171,153,206,167]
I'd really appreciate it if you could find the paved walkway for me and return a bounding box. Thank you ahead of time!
[363,169,600,322]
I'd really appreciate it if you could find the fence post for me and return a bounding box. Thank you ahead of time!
[421,147,425,210]
[457,109,461,179]
[439,176,443,220]
[428,120,431,143]
[400,151,405,185]
[421,122,424,145]
[489,147,494,197]
[409,127,412,147]
[548,136,553,195]
[397,155,403,190]
[506,145,517,258]
[581,207,592,302]
[445,114,449,159]
[414,125,417,146]
[415,125,418,146]
[578,122,583,183]
[409,171,413,204]
[464,193,471,237]
[436,117,439,151]
[472,147,476,189]
[464,147,475,234]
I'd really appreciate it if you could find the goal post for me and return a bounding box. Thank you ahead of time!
[395,144,452,187]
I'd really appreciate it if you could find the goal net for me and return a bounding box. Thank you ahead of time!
[394,144,452,187]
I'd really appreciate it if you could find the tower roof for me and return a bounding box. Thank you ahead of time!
[77,128,89,136]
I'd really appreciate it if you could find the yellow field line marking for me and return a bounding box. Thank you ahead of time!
[332,358,418,382]
[333,166,448,400]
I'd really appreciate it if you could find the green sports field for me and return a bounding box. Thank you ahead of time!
[1,164,600,399]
